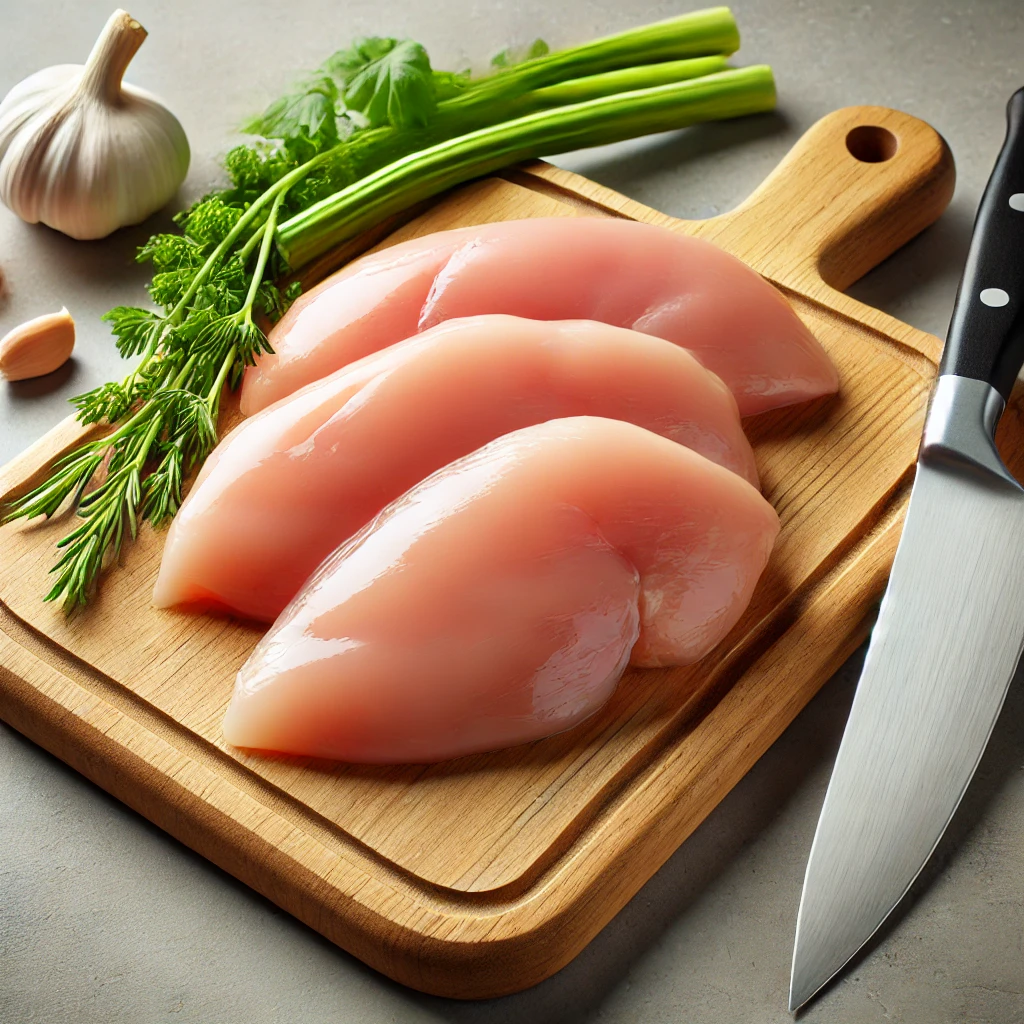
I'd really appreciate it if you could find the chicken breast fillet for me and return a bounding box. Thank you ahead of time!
[222,417,780,763]
[241,217,837,417]
[154,316,759,623]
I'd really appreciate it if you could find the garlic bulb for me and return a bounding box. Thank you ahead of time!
[0,9,189,240]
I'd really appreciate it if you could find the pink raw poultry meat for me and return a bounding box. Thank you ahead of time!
[221,417,779,763]
[240,217,837,417]
[154,316,758,622]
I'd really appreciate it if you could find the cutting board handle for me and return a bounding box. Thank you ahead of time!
[698,105,956,293]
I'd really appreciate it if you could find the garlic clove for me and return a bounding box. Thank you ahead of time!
[0,10,190,240]
[0,307,75,381]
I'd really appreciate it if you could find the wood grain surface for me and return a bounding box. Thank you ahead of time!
[0,106,999,998]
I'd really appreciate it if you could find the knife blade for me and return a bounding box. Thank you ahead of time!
[790,86,1024,1012]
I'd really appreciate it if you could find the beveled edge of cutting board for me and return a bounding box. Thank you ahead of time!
[0,105,974,997]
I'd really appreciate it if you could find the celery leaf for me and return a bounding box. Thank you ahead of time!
[242,75,340,150]
[489,38,550,69]
[325,37,437,129]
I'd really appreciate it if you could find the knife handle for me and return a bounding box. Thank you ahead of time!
[940,87,1024,400]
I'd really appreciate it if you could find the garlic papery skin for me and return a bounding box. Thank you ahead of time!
[0,9,190,240]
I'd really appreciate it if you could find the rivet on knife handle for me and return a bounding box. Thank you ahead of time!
[941,86,1024,398]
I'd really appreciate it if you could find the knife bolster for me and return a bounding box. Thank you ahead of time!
[920,374,1015,485]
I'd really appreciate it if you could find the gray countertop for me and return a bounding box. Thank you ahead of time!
[1,1,1022,1021]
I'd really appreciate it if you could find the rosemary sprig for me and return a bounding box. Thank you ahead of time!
[4,182,298,611]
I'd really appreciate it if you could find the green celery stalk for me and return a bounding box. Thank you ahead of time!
[327,9,742,177]
[344,55,732,177]
[457,8,740,104]
[459,54,731,122]
[277,65,775,268]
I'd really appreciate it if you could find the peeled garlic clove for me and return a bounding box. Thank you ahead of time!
[0,10,189,240]
[0,308,75,381]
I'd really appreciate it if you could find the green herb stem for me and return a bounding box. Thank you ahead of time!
[238,219,270,262]
[169,152,331,323]
[460,8,740,103]
[278,65,775,267]
[207,348,237,419]
[244,192,286,316]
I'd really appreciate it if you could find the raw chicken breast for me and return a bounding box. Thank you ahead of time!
[222,417,779,763]
[241,217,837,418]
[154,316,758,623]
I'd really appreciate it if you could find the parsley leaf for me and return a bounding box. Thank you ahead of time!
[223,142,296,199]
[176,197,245,248]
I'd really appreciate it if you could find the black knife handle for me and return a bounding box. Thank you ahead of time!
[940,87,1024,399]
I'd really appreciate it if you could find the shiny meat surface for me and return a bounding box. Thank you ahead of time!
[222,417,780,763]
[241,217,837,417]
[154,316,758,622]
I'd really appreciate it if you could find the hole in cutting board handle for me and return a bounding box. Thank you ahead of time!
[846,125,899,163]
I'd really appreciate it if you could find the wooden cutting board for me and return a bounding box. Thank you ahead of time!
[4,105,1016,1000]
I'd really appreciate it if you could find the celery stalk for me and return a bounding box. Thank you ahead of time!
[517,55,730,110]
[344,55,732,178]
[316,8,744,188]
[458,8,740,104]
[276,65,775,268]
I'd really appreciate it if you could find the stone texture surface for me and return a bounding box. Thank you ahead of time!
[1,1,1022,1021]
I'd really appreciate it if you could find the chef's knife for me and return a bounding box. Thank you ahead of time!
[790,87,1024,1012]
